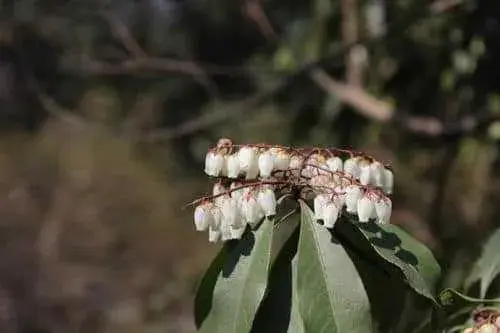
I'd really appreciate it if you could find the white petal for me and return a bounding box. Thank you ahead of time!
[226,154,241,178]
[323,202,340,228]
[375,198,392,224]
[357,195,374,222]
[257,188,276,217]
[383,169,394,194]
[345,185,362,213]
[313,194,329,221]
[326,156,343,172]
[258,151,275,178]
[246,161,259,179]
[359,164,371,185]
[222,197,241,228]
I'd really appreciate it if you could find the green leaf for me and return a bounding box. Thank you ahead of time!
[341,218,441,302]
[198,219,275,333]
[251,225,304,333]
[194,244,230,328]
[295,201,373,333]
[465,228,500,298]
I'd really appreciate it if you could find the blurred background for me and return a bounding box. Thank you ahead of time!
[0,0,499,332]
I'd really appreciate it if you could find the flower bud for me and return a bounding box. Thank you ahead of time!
[303,154,328,177]
[345,185,362,213]
[357,194,374,222]
[257,187,277,217]
[314,194,329,221]
[323,202,340,228]
[384,168,394,194]
[370,161,385,187]
[208,226,221,243]
[375,198,392,224]
[326,156,343,172]
[258,150,275,178]
[230,182,244,202]
[242,194,264,227]
[344,157,360,178]
[289,155,304,177]
[226,154,241,178]
[478,323,497,333]
[194,203,214,231]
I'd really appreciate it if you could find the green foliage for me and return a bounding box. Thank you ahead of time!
[194,201,442,332]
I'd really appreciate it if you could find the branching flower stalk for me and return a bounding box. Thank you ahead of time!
[192,138,394,243]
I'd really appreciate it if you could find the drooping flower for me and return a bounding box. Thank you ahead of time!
[226,154,241,178]
[208,226,221,243]
[374,197,392,225]
[357,194,374,222]
[323,201,340,228]
[313,194,329,221]
[258,150,275,178]
[345,185,362,213]
[272,148,291,171]
[344,157,361,178]
[241,194,264,227]
[383,168,394,194]
[257,187,277,217]
[359,163,372,186]
[370,161,385,187]
[204,151,225,176]
[238,146,259,179]
[194,202,214,231]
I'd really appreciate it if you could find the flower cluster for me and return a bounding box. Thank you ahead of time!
[193,138,394,243]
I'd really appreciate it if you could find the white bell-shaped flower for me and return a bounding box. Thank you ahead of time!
[383,169,394,194]
[208,226,221,243]
[326,156,343,172]
[375,197,392,224]
[345,185,362,213]
[370,161,385,187]
[344,157,361,178]
[258,150,275,178]
[220,219,233,241]
[357,194,375,222]
[323,202,340,229]
[238,146,256,170]
[204,151,216,176]
[333,187,346,209]
[194,203,214,231]
[345,184,362,213]
[359,164,372,185]
[257,187,276,217]
[212,153,225,176]
[242,194,264,227]
[272,148,291,171]
[313,194,329,221]
[221,196,242,228]
[226,154,241,178]
[230,182,243,202]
